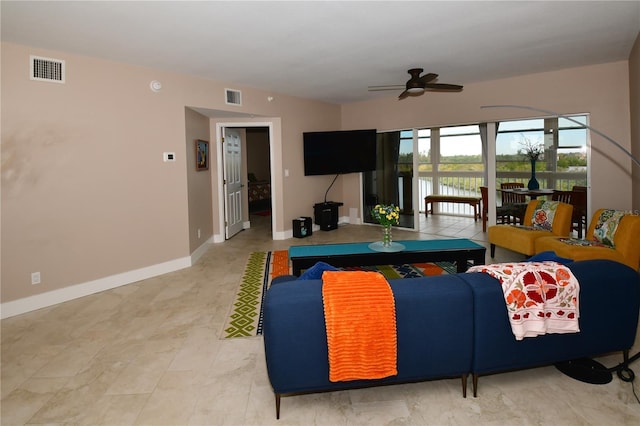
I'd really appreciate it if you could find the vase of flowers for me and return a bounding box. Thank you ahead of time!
[371,204,400,247]
[381,224,393,247]
[519,137,544,190]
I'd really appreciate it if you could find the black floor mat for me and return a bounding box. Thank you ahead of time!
[555,358,612,384]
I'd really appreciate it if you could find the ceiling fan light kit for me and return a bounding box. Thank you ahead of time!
[368,68,463,100]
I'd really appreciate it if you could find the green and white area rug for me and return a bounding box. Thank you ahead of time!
[223,250,289,338]
[222,250,455,339]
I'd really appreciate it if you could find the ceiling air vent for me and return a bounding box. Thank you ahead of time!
[225,88,242,106]
[30,55,65,83]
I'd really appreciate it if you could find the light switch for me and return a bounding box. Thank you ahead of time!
[163,152,176,162]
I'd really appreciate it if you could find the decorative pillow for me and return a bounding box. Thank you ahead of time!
[592,209,626,248]
[526,251,573,265]
[271,275,298,286]
[530,200,559,231]
[297,261,338,280]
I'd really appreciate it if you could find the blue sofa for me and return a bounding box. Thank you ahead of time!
[262,259,640,419]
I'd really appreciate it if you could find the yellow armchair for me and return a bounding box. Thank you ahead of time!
[535,209,640,270]
[488,200,573,258]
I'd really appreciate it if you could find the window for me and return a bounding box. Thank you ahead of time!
[418,124,484,213]
[398,130,414,174]
[557,116,587,173]
[439,125,483,170]
[496,115,587,189]
[496,119,544,172]
[361,115,588,227]
[417,129,432,172]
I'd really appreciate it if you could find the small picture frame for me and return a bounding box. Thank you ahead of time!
[196,140,209,171]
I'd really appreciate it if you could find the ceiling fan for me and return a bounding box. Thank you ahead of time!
[368,68,463,100]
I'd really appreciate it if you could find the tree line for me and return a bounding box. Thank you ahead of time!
[398,152,586,172]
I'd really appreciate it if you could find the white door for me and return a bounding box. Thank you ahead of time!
[223,128,244,239]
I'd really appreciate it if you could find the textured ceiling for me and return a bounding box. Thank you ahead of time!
[2,1,639,104]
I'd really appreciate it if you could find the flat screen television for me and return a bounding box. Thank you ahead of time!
[303,129,377,176]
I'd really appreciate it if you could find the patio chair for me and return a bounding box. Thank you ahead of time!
[480,186,511,232]
[500,182,527,224]
[551,190,572,203]
[571,186,588,238]
[552,189,590,238]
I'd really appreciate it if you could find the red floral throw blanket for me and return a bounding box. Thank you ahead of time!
[467,261,580,340]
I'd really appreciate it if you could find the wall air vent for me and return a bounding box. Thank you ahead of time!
[225,88,242,106]
[30,55,65,83]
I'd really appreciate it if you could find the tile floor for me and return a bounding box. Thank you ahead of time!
[2,214,640,425]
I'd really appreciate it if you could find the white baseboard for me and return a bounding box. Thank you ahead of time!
[191,238,213,265]
[1,256,192,319]
[277,229,292,240]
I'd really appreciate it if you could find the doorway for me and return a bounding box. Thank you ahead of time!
[363,130,416,230]
[246,127,272,216]
[216,122,275,239]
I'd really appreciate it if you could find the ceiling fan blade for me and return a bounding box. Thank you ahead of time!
[370,69,462,99]
[419,73,438,83]
[368,85,405,92]
[398,90,411,100]
[425,83,463,91]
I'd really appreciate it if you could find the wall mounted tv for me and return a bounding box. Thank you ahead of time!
[303,129,377,176]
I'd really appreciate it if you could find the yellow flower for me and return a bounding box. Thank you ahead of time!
[371,203,400,226]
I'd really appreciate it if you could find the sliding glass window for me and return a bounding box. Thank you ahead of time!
[363,130,416,228]
[420,125,484,217]
[496,116,587,189]
[362,115,587,228]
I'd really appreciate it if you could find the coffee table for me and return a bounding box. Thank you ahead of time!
[288,238,486,275]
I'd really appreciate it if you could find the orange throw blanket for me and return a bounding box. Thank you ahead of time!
[321,271,398,382]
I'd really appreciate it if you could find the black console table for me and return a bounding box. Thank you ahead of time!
[313,201,343,231]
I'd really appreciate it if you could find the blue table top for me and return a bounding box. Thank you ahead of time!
[289,238,484,259]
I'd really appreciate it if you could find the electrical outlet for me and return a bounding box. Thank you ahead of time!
[197,228,201,239]
[31,272,41,285]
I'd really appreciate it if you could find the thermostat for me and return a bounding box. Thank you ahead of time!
[163,152,176,162]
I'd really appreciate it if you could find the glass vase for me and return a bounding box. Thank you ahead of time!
[528,159,540,190]
[382,224,393,247]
